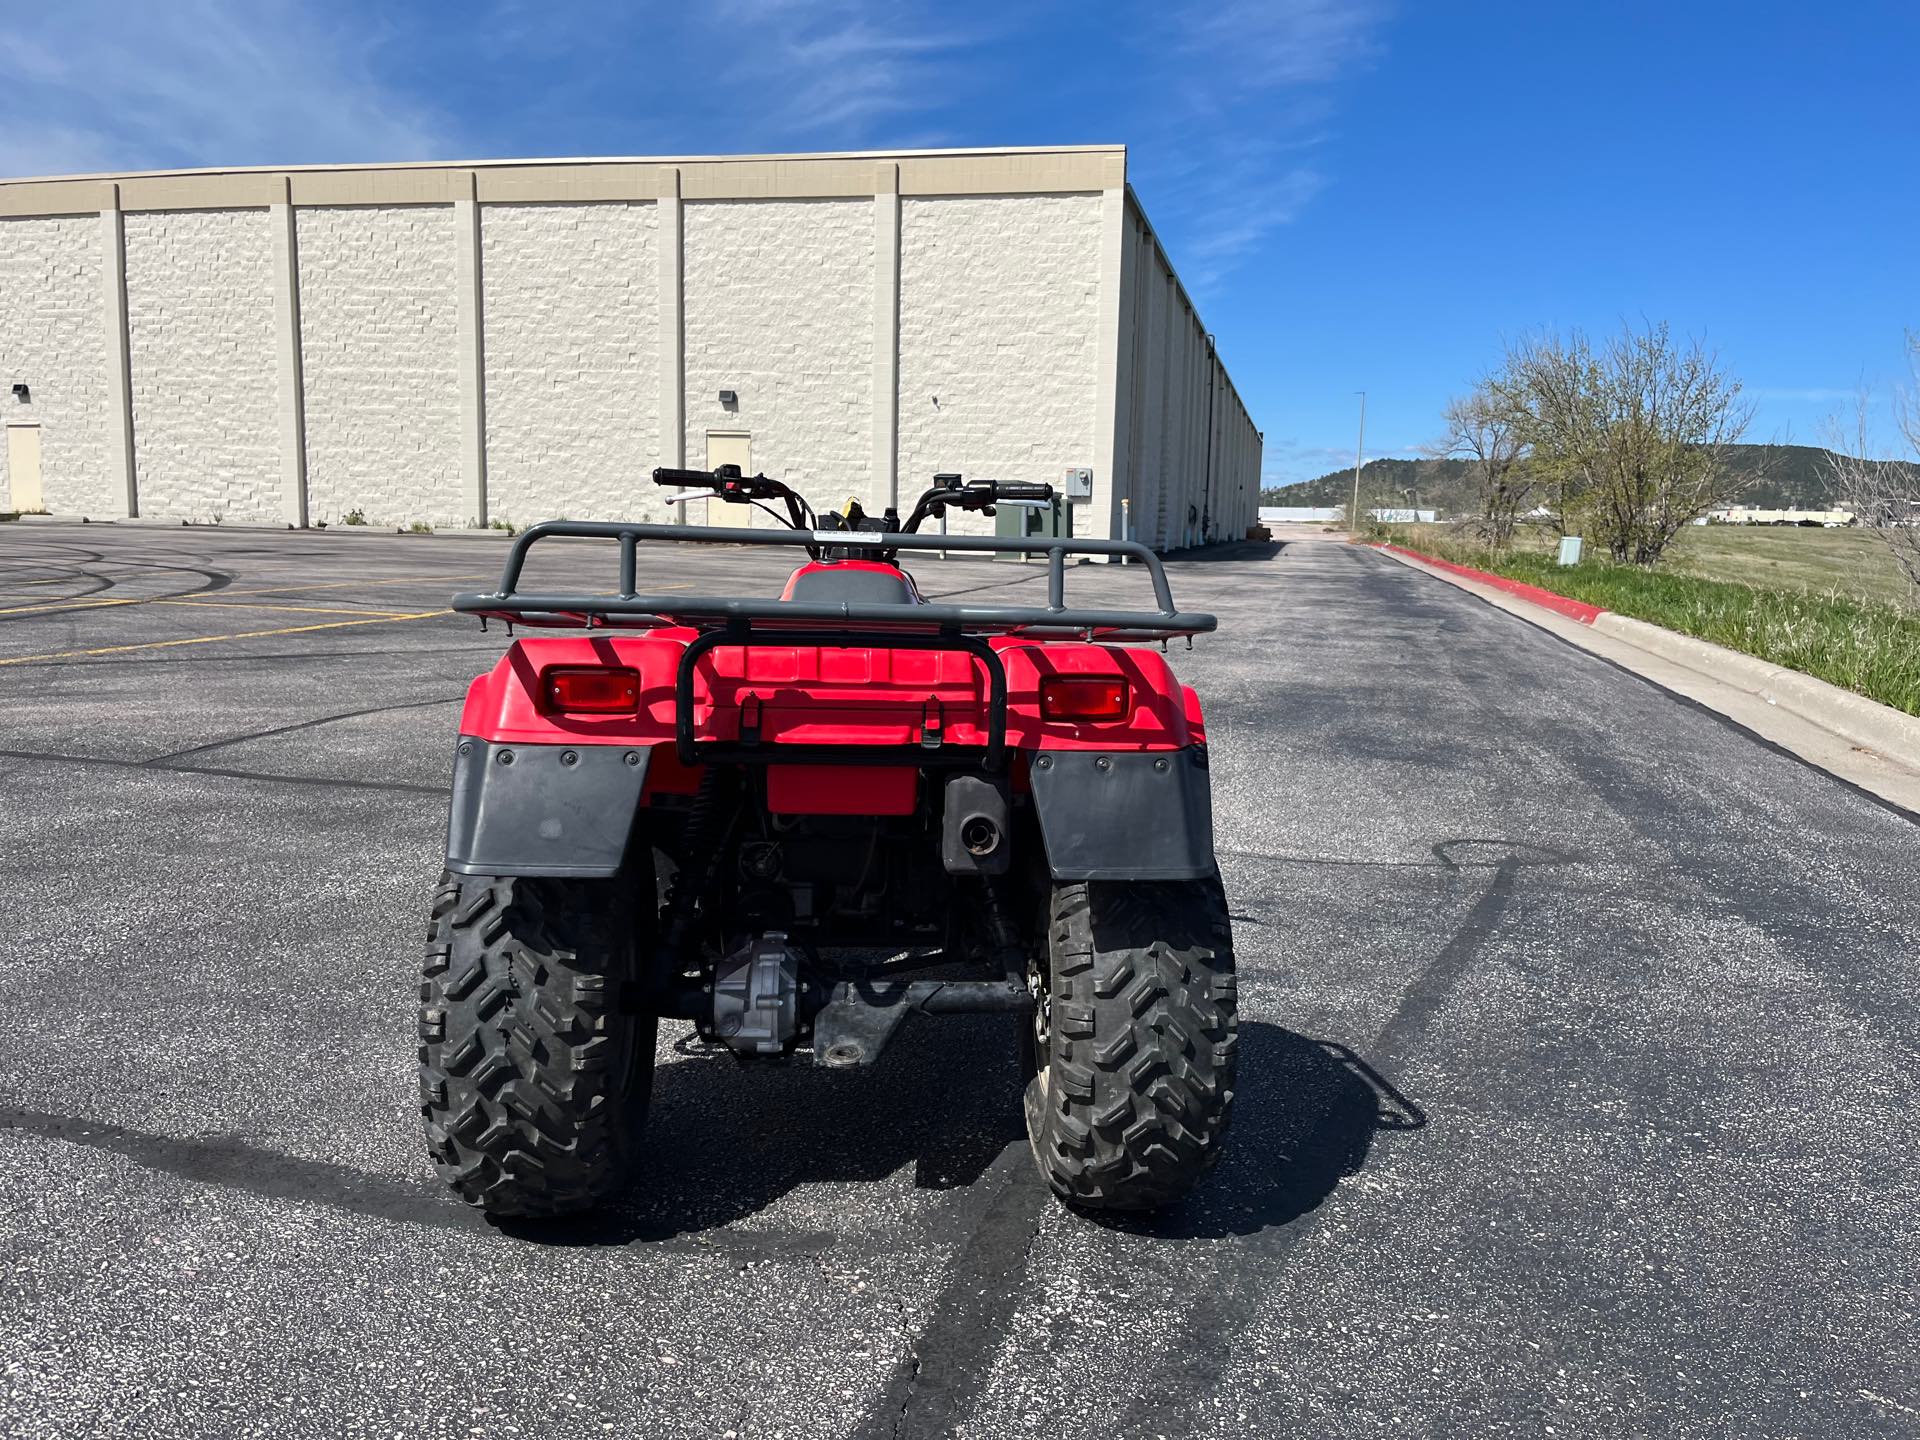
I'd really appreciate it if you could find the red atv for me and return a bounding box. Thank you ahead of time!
[420,467,1236,1218]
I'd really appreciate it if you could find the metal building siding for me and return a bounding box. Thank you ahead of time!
[1115,192,1262,551]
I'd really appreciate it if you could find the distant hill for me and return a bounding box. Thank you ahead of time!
[1263,457,1470,511]
[1260,444,1860,514]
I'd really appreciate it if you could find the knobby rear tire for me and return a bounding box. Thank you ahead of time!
[1024,876,1238,1210]
[419,869,653,1218]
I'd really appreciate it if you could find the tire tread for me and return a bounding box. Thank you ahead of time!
[418,870,652,1218]
[1025,876,1237,1210]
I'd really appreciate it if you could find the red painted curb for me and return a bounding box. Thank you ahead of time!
[1376,543,1608,625]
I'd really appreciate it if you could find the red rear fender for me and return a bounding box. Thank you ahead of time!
[459,633,1200,753]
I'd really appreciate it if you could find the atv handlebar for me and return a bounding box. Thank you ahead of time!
[898,476,1056,535]
[650,467,1061,561]
[653,465,813,532]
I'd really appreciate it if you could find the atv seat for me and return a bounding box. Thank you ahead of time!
[780,561,920,606]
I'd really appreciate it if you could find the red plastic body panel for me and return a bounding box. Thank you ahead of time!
[766,765,918,815]
[454,562,1205,815]
[459,632,1200,748]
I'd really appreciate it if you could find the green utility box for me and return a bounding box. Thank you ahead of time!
[994,495,1068,560]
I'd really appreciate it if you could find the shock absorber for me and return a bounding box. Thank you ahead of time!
[975,875,1029,994]
[658,765,737,969]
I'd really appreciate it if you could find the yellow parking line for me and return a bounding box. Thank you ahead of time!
[0,570,699,635]
[0,610,450,666]
[0,574,491,618]
[156,600,418,618]
[0,595,147,618]
[218,575,492,597]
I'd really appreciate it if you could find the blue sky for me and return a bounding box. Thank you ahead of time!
[3,1,1915,482]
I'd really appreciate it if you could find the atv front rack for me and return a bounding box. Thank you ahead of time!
[452,521,1216,642]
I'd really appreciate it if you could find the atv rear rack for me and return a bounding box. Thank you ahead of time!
[452,521,1216,642]
[673,626,1010,769]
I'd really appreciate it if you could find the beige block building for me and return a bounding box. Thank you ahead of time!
[0,146,1260,550]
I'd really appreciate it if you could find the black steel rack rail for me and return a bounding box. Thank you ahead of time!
[452,520,1216,642]
[671,627,1009,768]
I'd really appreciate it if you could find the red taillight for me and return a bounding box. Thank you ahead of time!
[543,666,641,713]
[1039,676,1131,722]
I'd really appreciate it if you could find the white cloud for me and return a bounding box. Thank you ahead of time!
[1133,0,1388,291]
[0,0,1380,302]
[708,0,977,141]
[1261,438,1366,485]
[1175,0,1385,91]
[0,1,449,177]
[1153,156,1326,289]
[1750,386,1860,404]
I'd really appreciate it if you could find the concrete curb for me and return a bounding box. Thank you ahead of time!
[1591,610,1920,772]
[1372,540,1920,778]
[1377,542,1605,624]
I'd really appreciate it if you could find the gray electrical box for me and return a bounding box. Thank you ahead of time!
[995,494,1068,560]
[1062,466,1093,501]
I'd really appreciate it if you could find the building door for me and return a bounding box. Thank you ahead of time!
[5,423,42,513]
[704,431,755,529]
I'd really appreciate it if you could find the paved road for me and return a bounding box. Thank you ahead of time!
[0,521,1914,1439]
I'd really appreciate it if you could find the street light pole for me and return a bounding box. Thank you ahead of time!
[1349,390,1367,533]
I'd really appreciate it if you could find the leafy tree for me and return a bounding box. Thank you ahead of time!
[1497,322,1755,564]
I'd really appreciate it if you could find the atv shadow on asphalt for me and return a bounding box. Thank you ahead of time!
[0,1026,1416,1248]
[502,1013,1031,1247]
[1091,1026,1425,1242]
[501,1020,1420,1247]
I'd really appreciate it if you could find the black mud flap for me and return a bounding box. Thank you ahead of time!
[1029,745,1215,881]
[445,737,649,878]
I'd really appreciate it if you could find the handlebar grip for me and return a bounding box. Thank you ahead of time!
[652,467,712,487]
[996,483,1055,501]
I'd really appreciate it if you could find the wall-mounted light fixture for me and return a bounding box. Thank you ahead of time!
[10,384,28,402]
[718,389,738,406]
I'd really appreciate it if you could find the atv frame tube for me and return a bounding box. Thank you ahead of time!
[452,521,1216,641]
[672,625,1009,769]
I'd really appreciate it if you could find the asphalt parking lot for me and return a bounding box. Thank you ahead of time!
[1,519,1915,1439]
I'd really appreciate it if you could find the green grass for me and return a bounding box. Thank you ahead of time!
[1384,526,1920,717]
[1664,526,1912,608]
[1395,521,1911,608]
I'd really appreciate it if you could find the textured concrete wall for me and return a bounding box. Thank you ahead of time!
[481,202,662,524]
[295,206,463,527]
[124,209,279,522]
[898,194,1102,536]
[683,199,873,518]
[0,215,113,515]
[0,176,1255,541]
